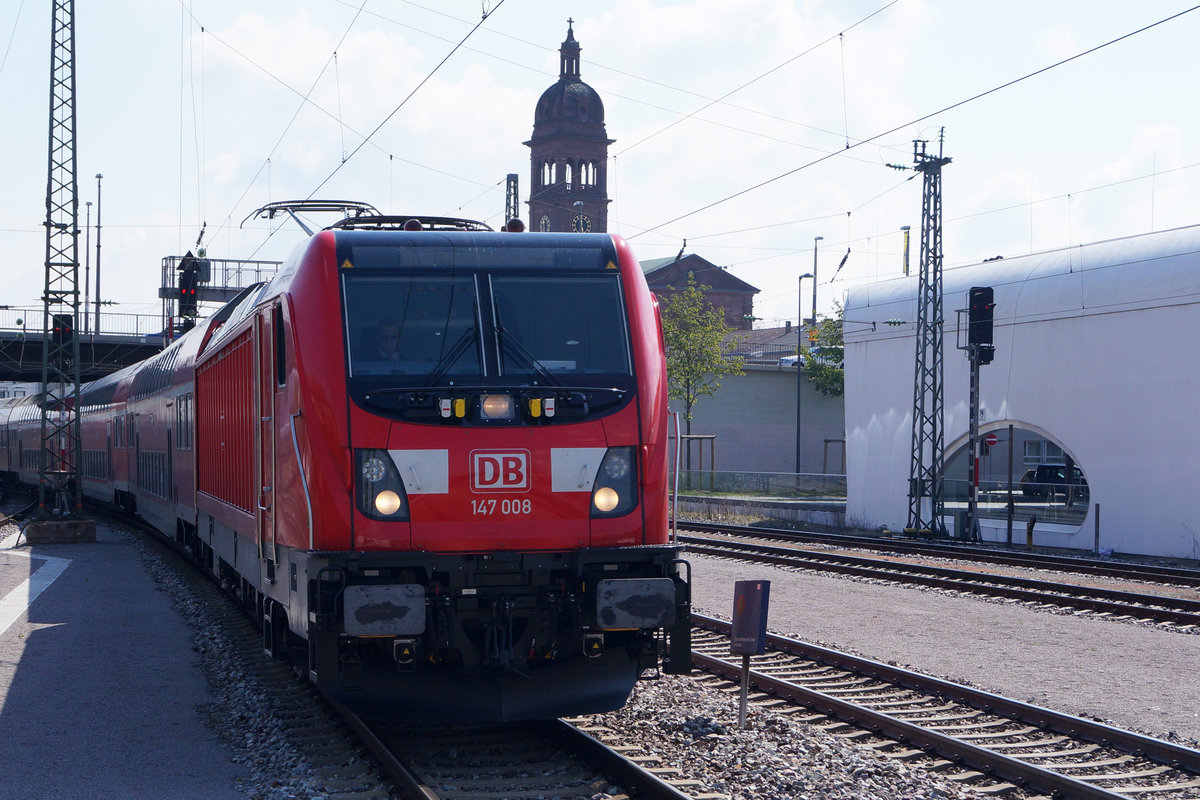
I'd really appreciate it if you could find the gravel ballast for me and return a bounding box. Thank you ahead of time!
[687,552,1200,746]
[29,519,1194,800]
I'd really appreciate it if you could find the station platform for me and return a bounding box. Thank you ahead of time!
[0,520,249,799]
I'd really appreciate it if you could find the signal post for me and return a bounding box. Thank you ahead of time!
[962,287,995,541]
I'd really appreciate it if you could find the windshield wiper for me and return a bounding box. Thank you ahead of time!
[494,325,562,386]
[425,325,479,385]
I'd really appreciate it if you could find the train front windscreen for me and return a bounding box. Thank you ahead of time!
[340,244,636,419]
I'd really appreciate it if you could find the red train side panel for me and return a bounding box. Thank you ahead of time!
[196,329,255,516]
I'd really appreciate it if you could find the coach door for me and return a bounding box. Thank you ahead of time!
[256,309,278,574]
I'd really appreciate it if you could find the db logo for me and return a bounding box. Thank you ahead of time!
[470,450,530,492]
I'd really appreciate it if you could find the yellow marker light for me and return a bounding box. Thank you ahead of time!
[528,398,542,418]
[480,394,515,420]
[374,490,403,516]
[453,397,467,418]
[593,487,620,512]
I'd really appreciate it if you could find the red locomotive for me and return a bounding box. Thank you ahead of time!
[49,215,690,721]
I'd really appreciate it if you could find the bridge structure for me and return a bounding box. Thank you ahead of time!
[0,255,281,384]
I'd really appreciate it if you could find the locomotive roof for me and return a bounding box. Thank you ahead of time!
[329,229,625,270]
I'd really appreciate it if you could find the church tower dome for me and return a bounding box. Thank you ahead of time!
[525,21,613,233]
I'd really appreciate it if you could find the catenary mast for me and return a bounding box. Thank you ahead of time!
[38,0,84,519]
[906,135,951,535]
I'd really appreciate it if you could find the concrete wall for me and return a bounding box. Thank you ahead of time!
[669,364,845,475]
[844,225,1200,560]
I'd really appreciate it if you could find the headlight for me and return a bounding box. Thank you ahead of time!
[374,490,403,516]
[591,447,637,518]
[480,394,516,420]
[593,487,620,512]
[356,449,410,521]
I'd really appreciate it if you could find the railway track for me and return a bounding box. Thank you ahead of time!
[338,712,705,800]
[691,613,1200,799]
[114,512,706,800]
[69,510,1200,799]
[679,531,1200,629]
[676,521,1200,589]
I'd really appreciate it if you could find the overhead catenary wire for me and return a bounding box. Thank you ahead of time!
[628,4,1200,242]
[0,0,24,79]
[192,0,374,249]
[303,0,509,200]
[612,0,899,159]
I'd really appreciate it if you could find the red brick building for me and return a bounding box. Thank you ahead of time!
[640,253,760,331]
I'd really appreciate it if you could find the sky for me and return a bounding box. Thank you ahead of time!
[2,0,1199,332]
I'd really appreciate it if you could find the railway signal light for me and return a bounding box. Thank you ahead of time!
[52,313,74,368]
[967,286,994,346]
[52,313,73,348]
[178,253,199,317]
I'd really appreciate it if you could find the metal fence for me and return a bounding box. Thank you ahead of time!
[673,470,846,498]
[0,308,165,337]
[723,343,796,365]
[159,255,281,296]
[944,478,1089,526]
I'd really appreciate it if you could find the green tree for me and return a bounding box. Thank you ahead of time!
[803,302,844,397]
[659,274,744,439]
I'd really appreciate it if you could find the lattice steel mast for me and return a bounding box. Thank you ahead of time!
[505,173,520,225]
[906,135,951,535]
[39,0,84,516]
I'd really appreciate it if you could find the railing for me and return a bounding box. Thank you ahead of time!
[160,255,281,294]
[944,478,1089,526]
[673,470,846,499]
[0,308,166,337]
[723,343,796,365]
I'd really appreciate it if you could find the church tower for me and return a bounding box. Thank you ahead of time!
[525,21,613,233]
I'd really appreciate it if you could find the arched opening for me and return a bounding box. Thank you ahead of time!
[944,424,1089,529]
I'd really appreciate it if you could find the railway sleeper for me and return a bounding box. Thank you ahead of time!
[1054,755,1135,770]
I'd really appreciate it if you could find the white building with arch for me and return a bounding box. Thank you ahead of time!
[844,225,1200,560]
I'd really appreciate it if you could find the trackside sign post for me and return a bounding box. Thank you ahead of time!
[730,580,770,728]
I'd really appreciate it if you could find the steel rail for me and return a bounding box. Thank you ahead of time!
[330,706,696,800]
[681,536,1200,626]
[680,521,1200,587]
[693,614,1200,798]
[552,719,699,800]
[328,700,441,800]
[695,614,1200,772]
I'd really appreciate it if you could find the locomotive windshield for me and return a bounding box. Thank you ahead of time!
[342,269,632,386]
[345,275,482,378]
[491,276,631,378]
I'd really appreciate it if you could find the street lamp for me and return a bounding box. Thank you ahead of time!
[94,173,103,335]
[810,236,823,330]
[83,201,92,334]
[796,270,815,474]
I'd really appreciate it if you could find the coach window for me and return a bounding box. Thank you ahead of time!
[175,393,193,450]
[274,305,287,386]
